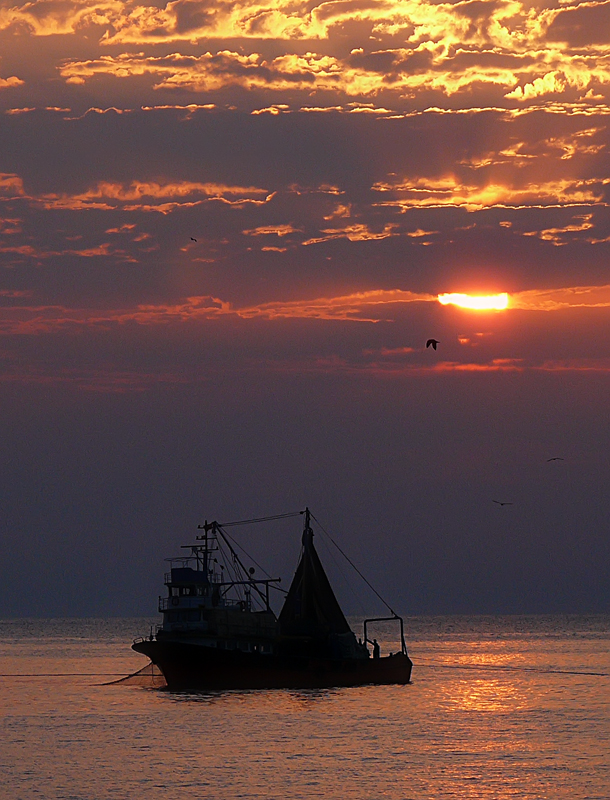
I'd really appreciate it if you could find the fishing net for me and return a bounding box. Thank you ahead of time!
[104,661,166,688]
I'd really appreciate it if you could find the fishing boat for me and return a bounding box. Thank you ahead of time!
[132,508,412,690]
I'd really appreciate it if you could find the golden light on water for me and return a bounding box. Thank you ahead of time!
[438,293,509,310]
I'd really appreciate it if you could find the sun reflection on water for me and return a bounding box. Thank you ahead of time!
[444,676,525,713]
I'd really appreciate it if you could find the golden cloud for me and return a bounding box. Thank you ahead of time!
[242,224,302,236]
[372,175,608,211]
[3,177,270,211]
[303,223,399,244]
[1,0,609,112]
[0,77,25,89]
[1,0,591,112]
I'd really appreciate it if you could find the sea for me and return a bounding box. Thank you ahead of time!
[0,615,608,800]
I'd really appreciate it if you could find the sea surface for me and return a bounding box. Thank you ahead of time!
[0,615,608,800]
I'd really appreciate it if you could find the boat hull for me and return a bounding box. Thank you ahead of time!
[132,640,412,690]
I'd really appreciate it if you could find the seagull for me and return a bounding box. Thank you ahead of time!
[190,237,197,242]
[547,457,564,461]
[426,339,440,350]
[492,500,513,506]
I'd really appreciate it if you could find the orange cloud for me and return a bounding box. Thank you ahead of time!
[0,76,24,89]
[6,177,271,211]
[6,281,610,336]
[521,214,595,245]
[372,175,607,211]
[510,284,610,311]
[0,288,436,335]
[242,224,302,236]
[303,223,398,244]
[2,0,610,114]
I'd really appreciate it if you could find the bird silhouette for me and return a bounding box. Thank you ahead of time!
[190,237,197,242]
[547,457,564,461]
[426,339,440,350]
[492,500,513,506]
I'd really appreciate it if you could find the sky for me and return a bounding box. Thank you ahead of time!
[1,0,610,618]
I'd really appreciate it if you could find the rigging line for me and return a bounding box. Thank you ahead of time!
[219,525,273,579]
[311,512,398,617]
[217,525,284,603]
[219,511,302,528]
[215,524,271,606]
[219,526,289,593]
[214,535,244,603]
[314,526,367,616]
[415,661,609,677]
[0,673,128,677]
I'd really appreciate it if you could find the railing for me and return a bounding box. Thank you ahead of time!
[363,615,409,656]
[158,596,208,612]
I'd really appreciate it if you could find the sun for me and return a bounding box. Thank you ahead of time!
[438,292,509,310]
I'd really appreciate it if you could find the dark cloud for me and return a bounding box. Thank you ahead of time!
[546,1,610,47]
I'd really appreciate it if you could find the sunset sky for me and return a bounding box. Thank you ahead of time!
[1,0,610,617]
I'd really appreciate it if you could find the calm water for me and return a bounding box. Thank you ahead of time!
[0,616,608,800]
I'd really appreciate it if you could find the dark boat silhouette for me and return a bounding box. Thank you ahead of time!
[133,509,412,690]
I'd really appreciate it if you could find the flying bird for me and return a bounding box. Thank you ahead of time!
[547,457,565,461]
[190,237,197,242]
[492,500,513,506]
[426,339,440,350]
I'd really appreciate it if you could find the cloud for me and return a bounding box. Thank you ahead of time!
[0,173,270,211]
[303,222,399,244]
[510,284,610,311]
[0,77,24,89]
[56,47,593,104]
[2,0,610,116]
[372,176,608,211]
[6,282,610,340]
[242,223,302,236]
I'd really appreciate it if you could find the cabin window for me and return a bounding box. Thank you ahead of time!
[167,611,179,622]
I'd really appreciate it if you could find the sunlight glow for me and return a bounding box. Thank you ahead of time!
[438,293,509,310]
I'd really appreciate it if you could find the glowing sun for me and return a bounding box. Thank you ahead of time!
[438,292,509,310]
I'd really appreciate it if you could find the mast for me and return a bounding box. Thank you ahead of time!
[278,507,351,637]
[303,506,313,546]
